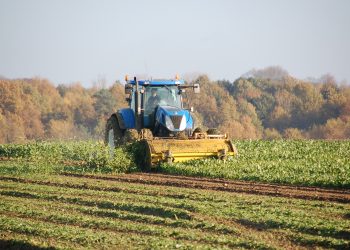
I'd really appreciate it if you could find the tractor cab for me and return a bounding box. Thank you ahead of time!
[144,85,182,114]
[124,78,199,136]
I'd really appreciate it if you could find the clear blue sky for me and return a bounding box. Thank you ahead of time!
[0,0,349,86]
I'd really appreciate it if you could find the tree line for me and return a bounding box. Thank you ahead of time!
[0,71,349,143]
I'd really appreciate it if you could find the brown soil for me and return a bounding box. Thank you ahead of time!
[62,172,350,203]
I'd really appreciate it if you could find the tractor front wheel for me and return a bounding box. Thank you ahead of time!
[123,129,139,143]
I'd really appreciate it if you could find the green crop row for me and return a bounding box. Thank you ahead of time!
[160,140,350,188]
[0,141,135,174]
[0,174,349,249]
[0,140,349,188]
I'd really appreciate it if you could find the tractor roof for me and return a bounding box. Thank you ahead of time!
[127,79,185,86]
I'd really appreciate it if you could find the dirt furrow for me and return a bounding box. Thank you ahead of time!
[129,173,350,194]
[62,172,350,203]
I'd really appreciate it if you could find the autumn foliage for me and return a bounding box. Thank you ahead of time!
[1,71,350,143]
[0,78,127,143]
[185,73,350,139]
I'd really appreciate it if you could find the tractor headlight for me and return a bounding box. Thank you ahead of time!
[165,116,175,131]
[179,115,186,131]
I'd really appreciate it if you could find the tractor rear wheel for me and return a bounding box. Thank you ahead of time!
[105,115,124,149]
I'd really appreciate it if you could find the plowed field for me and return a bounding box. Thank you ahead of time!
[1,172,349,249]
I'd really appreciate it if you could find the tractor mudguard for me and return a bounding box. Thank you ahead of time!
[117,108,135,129]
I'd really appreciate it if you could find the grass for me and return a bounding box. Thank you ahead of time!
[0,173,349,249]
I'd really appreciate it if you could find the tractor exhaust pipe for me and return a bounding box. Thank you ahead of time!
[134,77,141,131]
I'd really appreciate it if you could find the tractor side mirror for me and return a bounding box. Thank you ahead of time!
[193,83,200,94]
[125,83,133,94]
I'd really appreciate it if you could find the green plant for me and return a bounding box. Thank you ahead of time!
[159,140,350,188]
[0,141,136,174]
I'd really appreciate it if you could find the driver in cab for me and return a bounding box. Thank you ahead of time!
[147,88,161,109]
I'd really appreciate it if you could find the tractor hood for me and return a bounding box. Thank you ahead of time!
[155,105,193,132]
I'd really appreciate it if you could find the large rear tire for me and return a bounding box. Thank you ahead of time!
[105,115,124,149]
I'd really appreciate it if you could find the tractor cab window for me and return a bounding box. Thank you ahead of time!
[144,86,181,114]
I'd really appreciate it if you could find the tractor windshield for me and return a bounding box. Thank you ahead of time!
[144,86,181,114]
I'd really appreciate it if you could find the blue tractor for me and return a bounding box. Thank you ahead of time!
[105,76,237,169]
